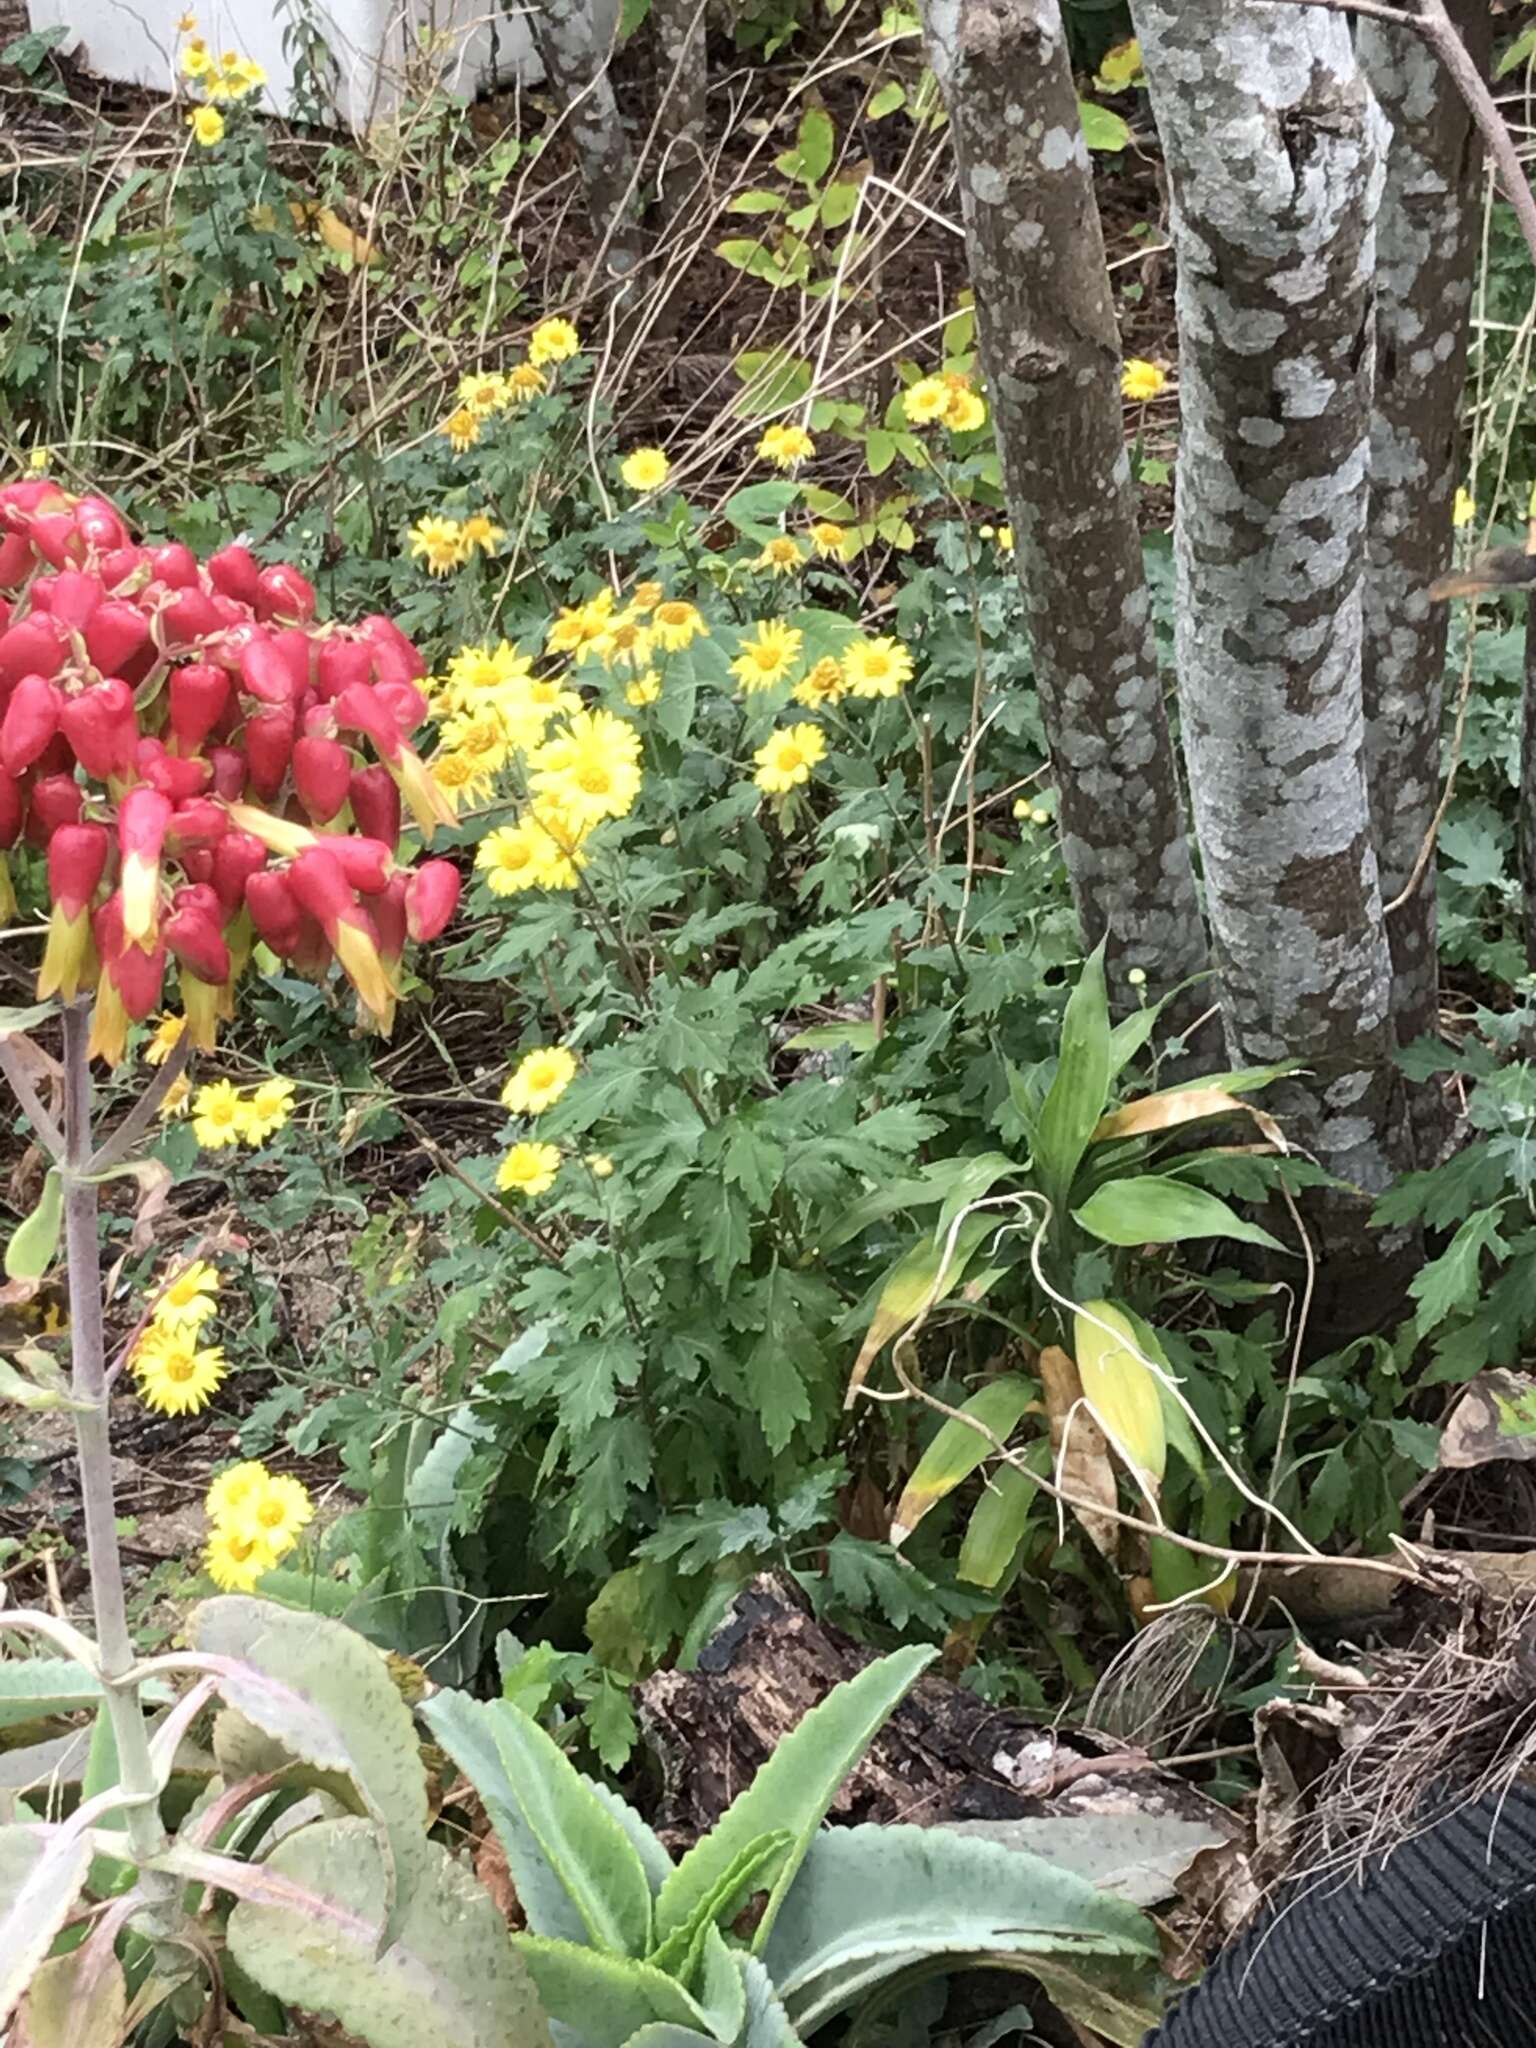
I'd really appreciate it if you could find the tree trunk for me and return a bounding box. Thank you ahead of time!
[532,0,645,285]
[1132,2,1412,1242]
[651,0,709,226]
[922,0,1210,1029]
[1523,603,1536,976]
[1358,0,1489,1160]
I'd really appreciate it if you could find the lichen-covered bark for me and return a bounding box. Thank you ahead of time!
[1524,611,1536,975]
[1132,3,1410,1209]
[531,0,644,282]
[1358,0,1488,1149]
[922,0,1209,1024]
[651,0,708,225]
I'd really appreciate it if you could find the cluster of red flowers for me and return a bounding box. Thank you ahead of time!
[0,477,461,1064]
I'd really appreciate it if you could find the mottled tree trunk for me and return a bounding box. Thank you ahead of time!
[1524,608,1536,976]
[651,0,708,226]
[1132,4,1412,1259]
[1358,0,1488,1158]
[532,0,645,284]
[922,0,1210,1027]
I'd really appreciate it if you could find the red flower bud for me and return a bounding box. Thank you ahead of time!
[316,637,373,701]
[272,627,313,698]
[359,613,428,681]
[98,547,148,594]
[88,892,165,1064]
[60,677,138,780]
[135,740,211,803]
[28,513,84,571]
[326,835,392,895]
[373,872,408,965]
[243,703,295,801]
[239,631,300,706]
[168,661,230,753]
[161,586,223,648]
[165,895,231,986]
[0,615,65,688]
[255,563,317,623]
[0,533,33,590]
[118,786,171,947]
[0,675,62,775]
[212,830,267,915]
[348,764,400,849]
[180,847,213,884]
[245,867,303,955]
[148,543,200,590]
[84,599,152,678]
[333,682,401,757]
[24,773,83,847]
[208,545,262,606]
[375,679,429,735]
[36,822,110,1002]
[292,735,351,823]
[208,746,247,801]
[165,797,228,852]
[287,846,396,1023]
[0,769,21,848]
[405,858,462,942]
[74,496,128,554]
[39,570,102,631]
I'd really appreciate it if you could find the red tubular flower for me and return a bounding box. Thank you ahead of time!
[359,613,428,681]
[208,544,262,605]
[348,764,400,850]
[24,773,83,847]
[326,836,392,895]
[0,768,22,848]
[0,616,65,687]
[165,797,228,854]
[243,704,296,801]
[37,821,109,1002]
[166,886,231,984]
[60,678,137,782]
[316,637,372,702]
[28,513,84,571]
[211,831,266,916]
[168,662,230,753]
[160,586,223,648]
[41,570,103,630]
[0,675,62,775]
[286,846,396,1025]
[373,872,408,970]
[405,859,462,942]
[136,741,211,803]
[118,787,172,948]
[375,679,429,734]
[0,533,33,589]
[256,564,316,623]
[244,867,304,956]
[272,627,313,698]
[98,547,148,594]
[333,683,455,841]
[149,543,200,590]
[84,600,152,678]
[292,735,351,823]
[88,893,166,1066]
[74,496,128,554]
[208,746,246,801]
[239,633,301,707]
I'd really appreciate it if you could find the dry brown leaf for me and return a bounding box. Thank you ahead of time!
[1092,1085,1285,1150]
[1040,1343,1119,1561]
[1439,1368,1536,1469]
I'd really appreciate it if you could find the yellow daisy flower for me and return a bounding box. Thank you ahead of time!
[650,600,708,651]
[459,371,509,415]
[505,361,547,405]
[153,1257,220,1333]
[625,670,661,707]
[409,515,466,576]
[145,1014,187,1067]
[232,1472,314,1556]
[135,1331,228,1416]
[620,447,671,492]
[754,536,806,577]
[842,635,913,699]
[754,722,827,795]
[528,317,580,366]
[188,105,225,147]
[591,612,654,672]
[442,407,482,454]
[502,1045,578,1115]
[902,376,950,426]
[159,1075,192,1120]
[206,1459,270,1524]
[191,1080,248,1150]
[943,383,987,433]
[1121,358,1168,402]
[204,1522,278,1593]
[546,589,615,655]
[630,581,664,613]
[459,513,505,559]
[242,1077,296,1143]
[496,1141,562,1198]
[731,620,803,693]
[809,521,847,560]
[530,710,643,827]
[758,422,816,471]
[792,655,847,709]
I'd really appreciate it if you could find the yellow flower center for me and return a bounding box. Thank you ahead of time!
[577,766,612,795]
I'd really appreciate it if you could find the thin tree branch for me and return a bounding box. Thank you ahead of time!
[0,1034,65,1159]
[87,1035,192,1176]
[1262,0,1536,272]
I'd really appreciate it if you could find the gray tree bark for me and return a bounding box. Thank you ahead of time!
[1131,3,1411,1224]
[1358,0,1488,1156]
[532,0,645,283]
[651,0,709,226]
[922,0,1210,1027]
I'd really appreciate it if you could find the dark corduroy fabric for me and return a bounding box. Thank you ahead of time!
[1147,1785,1536,2045]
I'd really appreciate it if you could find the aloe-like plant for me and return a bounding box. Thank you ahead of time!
[422,1644,1158,2046]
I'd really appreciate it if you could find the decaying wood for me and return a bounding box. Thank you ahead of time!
[636,1576,1236,1848]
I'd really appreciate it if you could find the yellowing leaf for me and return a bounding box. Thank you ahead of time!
[1040,1345,1118,1561]
[890,1375,1035,1545]
[1095,37,1144,91]
[1074,1300,1166,1492]
[1091,1086,1284,1148]
[287,199,378,266]
[843,1213,995,1407]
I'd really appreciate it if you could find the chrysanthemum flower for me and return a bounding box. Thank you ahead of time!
[731,621,803,694]
[206,1459,269,1524]
[793,655,847,709]
[188,105,225,147]
[145,1014,187,1067]
[459,513,505,559]
[496,1141,562,1197]
[135,1331,228,1416]
[504,361,547,405]
[592,613,654,673]
[442,408,481,454]
[620,447,671,492]
[528,318,580,366]
[809,522,847,560]
[408,516,466,576]
[459,371,509,415]
[234,1472,314,1555]
[754,722,827,795]
[630,581,664,613]
[530,710,643,827]
[943,382,986,433]
[502,1045,578,1116]
[842,635,913,699]
[625,671,661,707]
[154,1257,220,1333]
[191,1080,247,1150]
[204,1522,278,1592]
[758,423,816,470]
[754,536,806,577]
[1120,358,1167,402]
[545,590,615,656]
[242,1077,296,1143]
[650,600,708,651]
[903,376,950,425]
